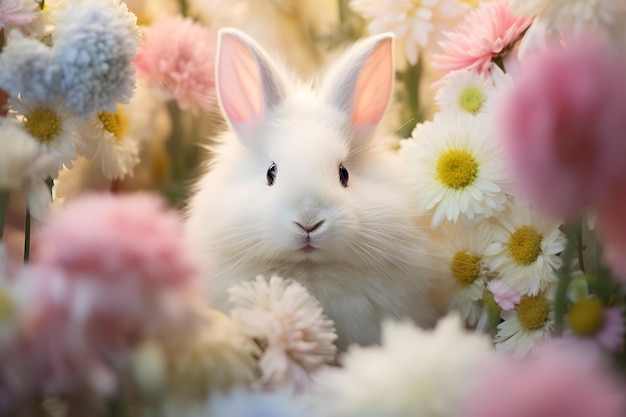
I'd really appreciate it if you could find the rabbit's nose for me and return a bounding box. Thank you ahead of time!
[295,220,325,233]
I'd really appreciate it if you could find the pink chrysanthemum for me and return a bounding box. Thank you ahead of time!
[433,0,532,74]
[35,193,200,296]
[499,36,626,219]
[134,15,217,113]
[460,340,626,417]
[487,280,520,311]
[0,0,37,28]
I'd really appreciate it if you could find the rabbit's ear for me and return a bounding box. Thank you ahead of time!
[216,28,285,143]
[322,33,394,140]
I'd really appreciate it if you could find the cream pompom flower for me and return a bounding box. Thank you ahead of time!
[9,97,82,178]
[312,314,495,417]
[350,0,472,65]
[78,105,141,180]
[484,203,566,296]
[400,111,509,227]
[228,275,337,392]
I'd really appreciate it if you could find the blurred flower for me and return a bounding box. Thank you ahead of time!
[312,314,495,417]
[499,37,626,220]
[486,279,519,311]
[484,203,565,296]
[164,309,260,398]
[494,290,554,358]
[0,31,62,103]
[228,275,337,392]
[0,0,38,28]
[460,340,626,417]
[509,0,626,56]
[350,0,471,65]
[78,105,141,180]
[9,97,82,178]
[568,298,625,351]
[433,0,532,74]
[134,15,217,113]
[434,69,496,116]
[598,191,626,283]
[54,0,139,119]
[400,112,509,227]
[433,221,492,327]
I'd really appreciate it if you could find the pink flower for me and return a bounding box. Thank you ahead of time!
[487,280,520,311]
[35,193,199,296]
[498,36,626,219]
[460,340,626,417]
[433,0,532,74]
[0,0,37,28]
[597,308,625,351]
[134,16,217,113]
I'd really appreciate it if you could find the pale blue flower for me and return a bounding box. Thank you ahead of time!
[0,31,63,102]
[54,0,137,119]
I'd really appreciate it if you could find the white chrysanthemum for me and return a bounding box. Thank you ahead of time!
[0,117,40,189]
[494,287,555,358]
[78,105,140,180]
[435,69,496,116]
[9,97,82,178]
[484,203,566,296]
[399,111,509,227]
[434,220,493,327]
[510,0,626,56]
[350,0,472,65]
[228,275,337,392]
[312,314,495,417]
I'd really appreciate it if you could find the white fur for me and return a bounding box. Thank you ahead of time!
[186,29,439,350]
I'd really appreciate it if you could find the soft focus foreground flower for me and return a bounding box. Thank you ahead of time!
[312,314,495,417]
[54,0,139,119]
[350,0,471,65]
[229,275,337,392]
[400,111,509,227]
[498,36,626,219]
[0,0,38,28]
[484,203,565,296]
[78,105,141,180]
[433,0,532,74]
[134,15,217,113]
[460,340,626,417]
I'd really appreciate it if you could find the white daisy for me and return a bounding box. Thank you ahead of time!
[78,105,141,180]
[494,288,555,358]
[228,275,337,392]
[9,97,81,179]
[434,69,497,116]
[312,314,495,417]
[350,0,472,65]
[484,202,566,296]
[510,0,626,56]
[399,111,509,227]
[434,220,493,327]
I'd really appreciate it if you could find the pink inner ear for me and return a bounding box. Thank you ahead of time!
[218,34,265,124]
[351,38,393,130]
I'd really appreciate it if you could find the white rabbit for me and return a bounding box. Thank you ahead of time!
[185,28,440,350]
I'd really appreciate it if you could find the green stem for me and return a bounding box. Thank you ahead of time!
[576,221,585,272]
[553,224,577,335]
[399,59,423,138]
[24,209,30,263]
[0,190,9,242]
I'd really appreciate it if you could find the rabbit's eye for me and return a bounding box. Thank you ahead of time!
[267,163,277,186]
[339,164,349,188]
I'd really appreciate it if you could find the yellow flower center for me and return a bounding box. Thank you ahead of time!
[0,290,14,320]
[450,250,482,286]
[23,108,62,143]
[436,149,478,189]
[567,298,604,336]
[98,106,128,141]
[459,86,485,115]
[507,225,542,265]
[517,294,550,331]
